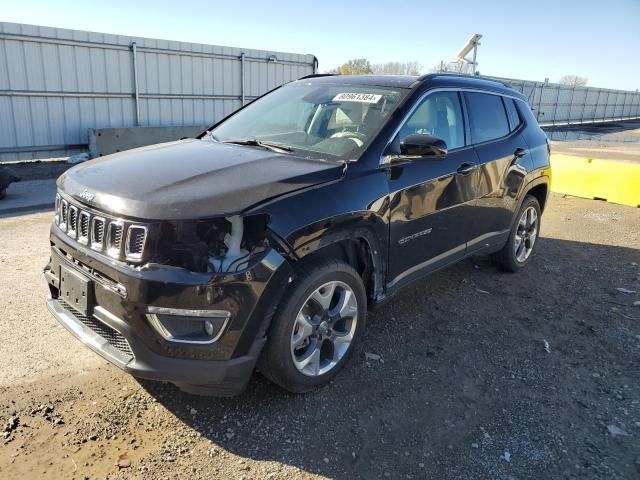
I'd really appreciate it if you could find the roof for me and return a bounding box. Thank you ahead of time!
[297,73,526,100]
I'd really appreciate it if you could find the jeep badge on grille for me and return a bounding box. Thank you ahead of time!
[79,189,95,202]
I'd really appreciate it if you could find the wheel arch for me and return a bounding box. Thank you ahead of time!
[526,182,549,212]
[512,174,550,228]
[285,220,387,304]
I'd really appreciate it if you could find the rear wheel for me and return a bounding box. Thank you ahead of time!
[259,258,366,393]
[492,195,541,272]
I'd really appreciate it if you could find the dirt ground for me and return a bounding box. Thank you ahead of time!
[1,193,639,480]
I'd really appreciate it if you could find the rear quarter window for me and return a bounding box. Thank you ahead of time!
[503,98,522,131]
[465,92,510,144]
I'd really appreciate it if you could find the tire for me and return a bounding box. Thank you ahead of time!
[492,195,541,272]
[258,257,367,393]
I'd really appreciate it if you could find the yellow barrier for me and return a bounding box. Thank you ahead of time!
[550,154,640,207]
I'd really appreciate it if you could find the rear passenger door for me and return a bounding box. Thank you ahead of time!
[463,92,532,254]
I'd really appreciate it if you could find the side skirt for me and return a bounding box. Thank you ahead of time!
[372,230,510,309]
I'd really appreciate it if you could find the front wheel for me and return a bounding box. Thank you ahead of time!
[258,258,367,393]
[492,195,541,272]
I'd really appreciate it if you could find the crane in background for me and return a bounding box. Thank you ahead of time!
[439,34,482,75]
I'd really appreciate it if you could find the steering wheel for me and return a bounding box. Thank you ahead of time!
[330,130,367,147]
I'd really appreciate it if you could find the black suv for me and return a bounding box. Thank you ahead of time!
[45,73,551,396]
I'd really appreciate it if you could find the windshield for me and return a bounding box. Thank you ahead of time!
[209,82,407,160]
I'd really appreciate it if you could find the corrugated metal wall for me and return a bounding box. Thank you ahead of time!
[491,76,640,126]
[0,22,316,161]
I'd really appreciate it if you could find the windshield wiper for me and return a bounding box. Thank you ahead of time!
[221,138,294,153]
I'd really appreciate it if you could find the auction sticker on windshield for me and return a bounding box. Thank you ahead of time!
[333,93,383,103]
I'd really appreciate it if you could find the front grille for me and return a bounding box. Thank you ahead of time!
[55,193,148,262]
[59,299,134,359]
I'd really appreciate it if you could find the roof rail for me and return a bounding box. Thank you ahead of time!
[415,72,511,88]
[298,73,337,80]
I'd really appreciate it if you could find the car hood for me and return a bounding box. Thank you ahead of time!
[58,139,344,220]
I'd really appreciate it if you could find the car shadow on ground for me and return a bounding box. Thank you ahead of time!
[138,236,640,479]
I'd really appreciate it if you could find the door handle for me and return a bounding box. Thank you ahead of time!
[514,148,528,158]
[456,163,477,175]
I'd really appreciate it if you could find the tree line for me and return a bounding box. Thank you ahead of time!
[326,58,588,86]
[327,58,422,76]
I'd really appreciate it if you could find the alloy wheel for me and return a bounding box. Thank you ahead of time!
[514,206,538,263]
[290,281,359,377]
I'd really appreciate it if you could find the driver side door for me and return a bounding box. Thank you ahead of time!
[385,90,479,289]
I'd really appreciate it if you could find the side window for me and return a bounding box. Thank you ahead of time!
[503,97,522,131]
[465,92,510,144]
[398,91,465,149]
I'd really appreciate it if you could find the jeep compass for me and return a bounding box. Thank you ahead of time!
[45,73,551,395]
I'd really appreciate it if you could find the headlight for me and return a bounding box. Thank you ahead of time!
[159,214,270,273]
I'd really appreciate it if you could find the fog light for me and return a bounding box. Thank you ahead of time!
[146,307,230,345]
[204,320,215,337]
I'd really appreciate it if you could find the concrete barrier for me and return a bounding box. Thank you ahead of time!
[88,126,209,158]
[550,153,640,207]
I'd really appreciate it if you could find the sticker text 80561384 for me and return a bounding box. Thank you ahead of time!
[333,93,383,103]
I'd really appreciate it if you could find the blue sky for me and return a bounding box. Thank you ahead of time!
[2,0,639,90]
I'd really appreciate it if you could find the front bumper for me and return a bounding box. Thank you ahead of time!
[44,228,292,396]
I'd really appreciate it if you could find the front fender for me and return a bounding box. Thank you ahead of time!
[251,169,391,301]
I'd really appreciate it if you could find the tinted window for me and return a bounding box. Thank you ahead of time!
[466,92,510,143]
[398,91,465,149]
[504,98,521,131]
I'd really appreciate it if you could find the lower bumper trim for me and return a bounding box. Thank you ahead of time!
[46,296,263,396]
[47,297,133,367]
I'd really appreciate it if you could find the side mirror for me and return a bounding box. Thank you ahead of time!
[398,134,448,160]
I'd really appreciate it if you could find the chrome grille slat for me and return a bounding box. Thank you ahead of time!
[55,194,148,263]
[125,225,148,260]
[54,193,61,226]
[78,211,90,245]
[107,222,124,258]
[60,199,68,231]
[67,205,78,238]
[91,216,106,251]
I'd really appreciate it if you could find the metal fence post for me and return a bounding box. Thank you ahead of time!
[529,82,538,119]
[536,82,544,121]
[551,85,561,125]
[602,90,611,123]
[578,88,588,124]
[567,85,576,125]
[592,89,602,123]
[131,42,141,126]
[620,92,628,119]
[240,52,246,106]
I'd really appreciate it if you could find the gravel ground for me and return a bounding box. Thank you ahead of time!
[1,193,639,480]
